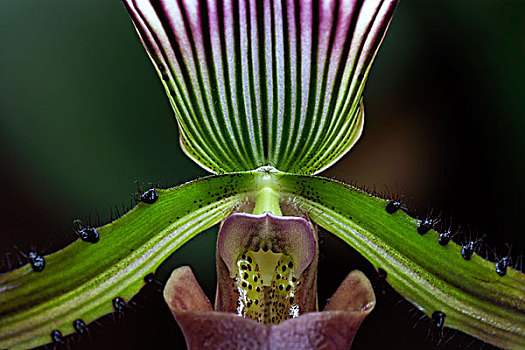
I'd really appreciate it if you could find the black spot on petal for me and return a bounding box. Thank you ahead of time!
[112,297,126,312]
[73,319,87,334]
[496,258,508,277]
[462,242,474,260]
[144,273,155,284]
[385,200,401,214]
[51,330,64,344]
[28,251,45,272]
[431,311,446,329]
[140,189,158,204]
[439,230,451,246]
[78,227,99,244]
[417,218,434,235]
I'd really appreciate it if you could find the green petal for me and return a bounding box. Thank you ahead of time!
[0,173,256,349]
[277,173,525,349]
[122,0,398,174]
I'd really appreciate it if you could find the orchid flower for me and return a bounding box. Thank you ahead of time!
[164,211,375,349]
[1,1,524,350]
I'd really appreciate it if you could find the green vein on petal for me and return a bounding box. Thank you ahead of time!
[0,173,257,349]
[277,173,525,349]
[122,0,398,174]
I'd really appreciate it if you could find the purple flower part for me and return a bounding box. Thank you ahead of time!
[164,266,214,313]
[165,266,375,350]
[122,0,399,174]
[218,212,315,277]
[215,212,318,318]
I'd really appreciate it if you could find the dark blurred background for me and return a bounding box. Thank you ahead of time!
[1,0,523,349]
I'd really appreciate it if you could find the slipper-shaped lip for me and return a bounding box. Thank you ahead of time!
[164,266,376,350]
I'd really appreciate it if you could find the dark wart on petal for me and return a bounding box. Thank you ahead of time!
[496,257,509,277]
[50,330,64,344]
[73,319,87,334]
[438,230,451,246]
[385,200,401,214]
[431,311,446,329]
[462,241,474,260]
[77,227,100,243]
[112,297,126,312]
[28,251,45,272]
[140,188,159,204]
[417,218,434,235]
[73,219,100,243]
[144,273,155,284]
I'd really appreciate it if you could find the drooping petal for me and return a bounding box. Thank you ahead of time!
[164,266,376,350]
[122,0,398,174]
[0,172,257,349]
[277,173,525,349]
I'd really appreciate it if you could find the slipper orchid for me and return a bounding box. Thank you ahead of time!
[164,212,375,349]
[1,1,524,350]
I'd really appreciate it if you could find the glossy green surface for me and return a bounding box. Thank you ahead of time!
[0,173,255,349]
[278,173,525,349]
[2,170,524,349]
